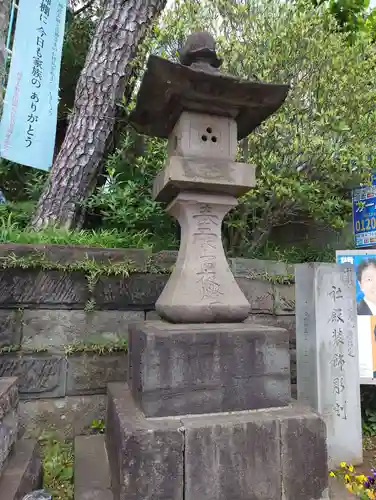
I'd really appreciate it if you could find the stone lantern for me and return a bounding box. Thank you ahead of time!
[130,32,289,324]
[105,33,330,500]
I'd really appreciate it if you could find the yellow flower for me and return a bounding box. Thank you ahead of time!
[329,472,336,477]
[340,462,347,468]
[356,474,367,483]
[368,492,376,500]
[344,474,351,483]
[345,483,353,492]
[348,465,354,472]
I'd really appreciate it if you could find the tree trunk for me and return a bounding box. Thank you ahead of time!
[0,0,10,114]
[31,0,167,230]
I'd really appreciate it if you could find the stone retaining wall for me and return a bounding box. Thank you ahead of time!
[0,244,296,435]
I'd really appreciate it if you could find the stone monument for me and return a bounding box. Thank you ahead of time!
[105,32,330,500]
[296,263,363,468]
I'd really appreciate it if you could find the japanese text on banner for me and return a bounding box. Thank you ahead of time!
[0,0,67,171]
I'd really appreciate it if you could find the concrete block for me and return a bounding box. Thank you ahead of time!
[106,383,183,500]
[296,263,362,468]
[0,354,67,399]
[0,439,42,499]
[94,274,168,310]
[128,321,290,417]
[67,352,127,395]
[22,310,142,351]
[0,310,22,348]
[22,310,87,351]
[85,310,143,337]
[0,269,89,308]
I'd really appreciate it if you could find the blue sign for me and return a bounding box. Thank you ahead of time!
[352,175,376,248]
[0,0,67,171]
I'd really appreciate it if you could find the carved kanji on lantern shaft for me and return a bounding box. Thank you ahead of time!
[130,31,289,323]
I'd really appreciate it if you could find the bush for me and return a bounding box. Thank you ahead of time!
[85,133,178,250]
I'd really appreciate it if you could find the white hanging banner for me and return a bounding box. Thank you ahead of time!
[0,0,67,170]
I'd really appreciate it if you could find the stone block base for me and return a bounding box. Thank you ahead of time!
[106,383,183,500]
[106,383,329,500]
[128,321,291,417]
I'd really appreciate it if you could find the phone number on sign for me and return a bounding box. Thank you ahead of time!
[355,217,376,233]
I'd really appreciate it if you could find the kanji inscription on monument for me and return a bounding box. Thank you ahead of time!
[296,263,362,468]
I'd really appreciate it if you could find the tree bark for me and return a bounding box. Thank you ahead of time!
[0,0,10,115]
[31,0,167,230]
